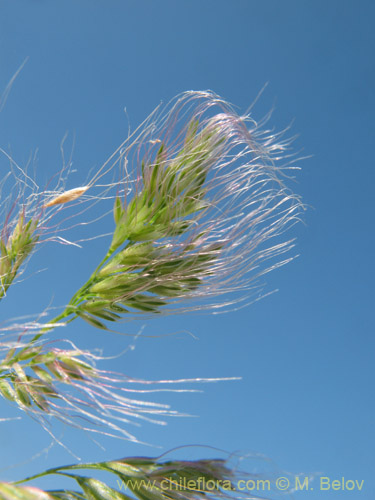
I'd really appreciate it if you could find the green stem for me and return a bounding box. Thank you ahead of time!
[25,246,120,344]
[12,469,76,485]
[13,309,79,365]
[6,240,131,369]
[66,252,113,308]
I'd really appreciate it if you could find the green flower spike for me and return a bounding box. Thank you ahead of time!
[0,211,39,300]
[48,91,302,331]
[7,456,257,500]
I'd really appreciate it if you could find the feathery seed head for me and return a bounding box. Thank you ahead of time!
[2,456,264,500]
[0,339,232,443]
[69,91,303,326]
[0,210,39,299]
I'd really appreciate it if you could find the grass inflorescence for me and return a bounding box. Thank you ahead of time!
[0,89,303,498]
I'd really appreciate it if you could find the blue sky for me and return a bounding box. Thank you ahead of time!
[0,1,374,499]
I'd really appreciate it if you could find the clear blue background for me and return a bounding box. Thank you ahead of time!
[0,1,374,499]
